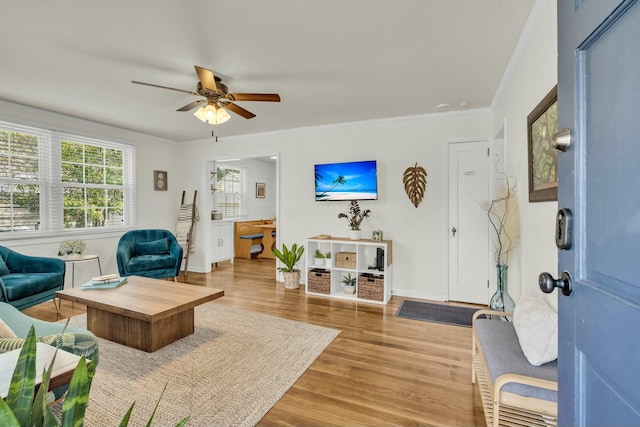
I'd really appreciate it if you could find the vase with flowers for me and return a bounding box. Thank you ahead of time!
[486,164,519,320]
[338,200,371,240]
[58,239,86,257]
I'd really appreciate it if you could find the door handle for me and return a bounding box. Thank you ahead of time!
[539,271,573,296]
[553,128,572,152]
[451,226,457,237]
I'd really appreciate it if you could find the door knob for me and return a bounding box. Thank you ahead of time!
[538,271,573,296]
[553,128,572,152]
[451,226,457,237]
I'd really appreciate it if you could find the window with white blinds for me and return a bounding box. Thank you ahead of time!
[0,120,136,235]
[214,165,243,218]
[0,124,48,232]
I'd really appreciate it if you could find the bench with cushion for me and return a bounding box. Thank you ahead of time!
[472,293,558,427]
[234,220,272,259]
[0,246,65,311]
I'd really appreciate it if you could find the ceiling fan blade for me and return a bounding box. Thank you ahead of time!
[131,80,199,96]
[194,66,217,92]
[229,93,281,102]
[224,102,256,119]
[177,100,206,111]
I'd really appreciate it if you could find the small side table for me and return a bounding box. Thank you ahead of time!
[59,254,102,288]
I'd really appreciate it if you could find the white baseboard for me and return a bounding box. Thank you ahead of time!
[391,288,447,302]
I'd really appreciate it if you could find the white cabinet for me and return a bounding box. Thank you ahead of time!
[305,237,392,304]
[211,221,234,264]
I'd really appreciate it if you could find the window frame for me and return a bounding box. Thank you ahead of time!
[0,119,136,239]
[214,163,245,219]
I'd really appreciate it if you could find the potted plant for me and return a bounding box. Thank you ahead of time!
[342,273,356,295]
[314,249,325,266]
[338,200,371,240]
[0,325,188,427]
[324,251,332,268]
[58,239,86,257]
[272,243,305,289]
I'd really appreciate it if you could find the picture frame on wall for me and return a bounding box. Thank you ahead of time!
[256,182,266,198]
[154,170,167,191]
[527,85,558,202]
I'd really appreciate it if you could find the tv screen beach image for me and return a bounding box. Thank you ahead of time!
[315,160,378,201]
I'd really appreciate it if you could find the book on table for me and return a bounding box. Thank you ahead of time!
[81,275,128,289]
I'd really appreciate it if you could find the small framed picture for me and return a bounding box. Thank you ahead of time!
[154,170,167,191]
[256,182,266,198]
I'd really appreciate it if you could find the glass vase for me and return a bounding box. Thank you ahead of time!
[489,264,515,321]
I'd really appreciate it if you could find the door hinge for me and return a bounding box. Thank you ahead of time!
[487,148,489,156]
[487,280,489,288]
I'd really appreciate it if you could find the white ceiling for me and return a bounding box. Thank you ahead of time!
[0,0,535,143]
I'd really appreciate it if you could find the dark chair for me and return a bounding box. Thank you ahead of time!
[0,246,65,311]
[116,229,183,280]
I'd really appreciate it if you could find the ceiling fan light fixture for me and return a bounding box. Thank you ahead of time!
[194,103,231,125]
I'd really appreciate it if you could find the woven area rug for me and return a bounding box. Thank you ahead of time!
[396,299,481,327]
[60,303,340,426]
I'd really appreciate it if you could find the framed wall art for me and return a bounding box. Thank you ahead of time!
[527,85,558,202]
[256,182,266,198]
[154,170,167,191]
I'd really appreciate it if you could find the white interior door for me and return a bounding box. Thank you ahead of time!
[448,141,489,304]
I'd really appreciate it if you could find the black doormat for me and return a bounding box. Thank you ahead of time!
[396,299,481,327]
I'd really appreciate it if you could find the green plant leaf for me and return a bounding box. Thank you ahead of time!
[272,243,304,272]
[145,382,168,427]
[0,400,20,427]
[118,402,135,427]
[60,357,94,427]
[6,326,37,426]
[30,362,53,427]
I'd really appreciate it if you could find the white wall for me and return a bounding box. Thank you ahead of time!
[491,0,558,306]
[179,112,491,299]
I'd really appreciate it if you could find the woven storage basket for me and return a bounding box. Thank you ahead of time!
[308,268,331,294]
[358,273,384,301]
[336,252,357,269]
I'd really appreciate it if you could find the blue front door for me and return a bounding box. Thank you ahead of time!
[557,0,640,425]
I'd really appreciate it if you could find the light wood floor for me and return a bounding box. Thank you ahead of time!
[24,258,486,426]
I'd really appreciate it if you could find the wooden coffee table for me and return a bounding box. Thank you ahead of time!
[56,276,224,352]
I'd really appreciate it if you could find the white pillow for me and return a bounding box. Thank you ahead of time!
[513,292,558,366]
[0,319,17,338]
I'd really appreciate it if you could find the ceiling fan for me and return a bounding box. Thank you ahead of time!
[131,66,280,123]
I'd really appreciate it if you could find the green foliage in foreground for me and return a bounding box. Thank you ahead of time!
[272,243,305,272]
[0,325,189,427]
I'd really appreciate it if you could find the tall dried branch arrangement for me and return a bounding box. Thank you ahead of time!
[487,162,519,266]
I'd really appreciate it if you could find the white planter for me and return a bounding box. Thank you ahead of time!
[349,230,362,240]
[325,258,332,268]
[344,285,356,295]
[315,257,325,266]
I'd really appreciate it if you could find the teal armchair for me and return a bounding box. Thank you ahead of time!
[0,246,65,311]
[116,229,183,280]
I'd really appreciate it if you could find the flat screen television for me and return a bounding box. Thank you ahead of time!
[314,160,378,201]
